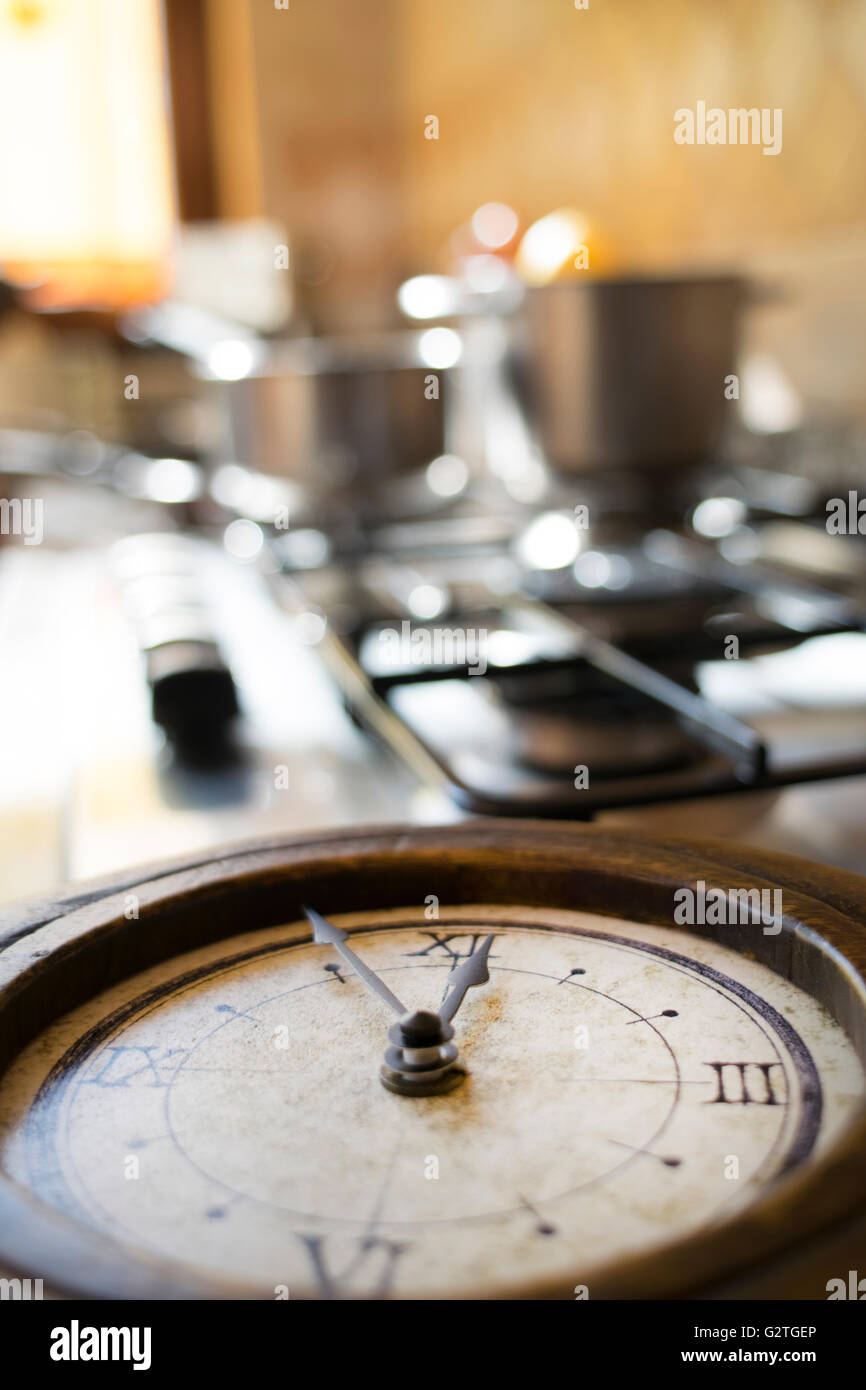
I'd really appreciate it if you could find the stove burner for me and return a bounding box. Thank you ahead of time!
[509,703,698,779]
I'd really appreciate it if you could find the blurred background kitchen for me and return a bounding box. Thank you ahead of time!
[1,0,865,905]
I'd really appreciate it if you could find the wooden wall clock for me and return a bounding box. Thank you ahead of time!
[1,821,865,1300]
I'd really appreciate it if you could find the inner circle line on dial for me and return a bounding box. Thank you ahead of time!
[23,913,821,1238]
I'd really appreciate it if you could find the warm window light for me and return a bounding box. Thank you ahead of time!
[0,0,175,309]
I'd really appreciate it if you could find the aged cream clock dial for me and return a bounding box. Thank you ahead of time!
[1,823,865,1300]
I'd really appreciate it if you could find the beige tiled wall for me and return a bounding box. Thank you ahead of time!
[397,0,866,271]
[248,0,407,331]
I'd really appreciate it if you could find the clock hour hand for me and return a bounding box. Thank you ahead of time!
[304,907,408,1017]
[439,935,495,1024]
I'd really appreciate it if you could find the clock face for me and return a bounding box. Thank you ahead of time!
[0,902,863,1300]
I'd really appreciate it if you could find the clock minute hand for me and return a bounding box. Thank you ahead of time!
[439,935,495,1024]
[304,907,408,1017]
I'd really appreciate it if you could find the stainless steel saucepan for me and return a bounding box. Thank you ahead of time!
[210,334,449,497]
[511,275,748,473]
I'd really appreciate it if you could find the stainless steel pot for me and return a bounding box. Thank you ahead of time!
[213,334,448,495]
[511,276,748,472]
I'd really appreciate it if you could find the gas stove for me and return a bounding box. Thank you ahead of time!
[278,447,866,820]
[2,426,865,907]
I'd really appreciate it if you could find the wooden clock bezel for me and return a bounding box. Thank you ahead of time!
[1,820,866,1300]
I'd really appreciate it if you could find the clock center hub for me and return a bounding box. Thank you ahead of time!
[380,1009,464,1096]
